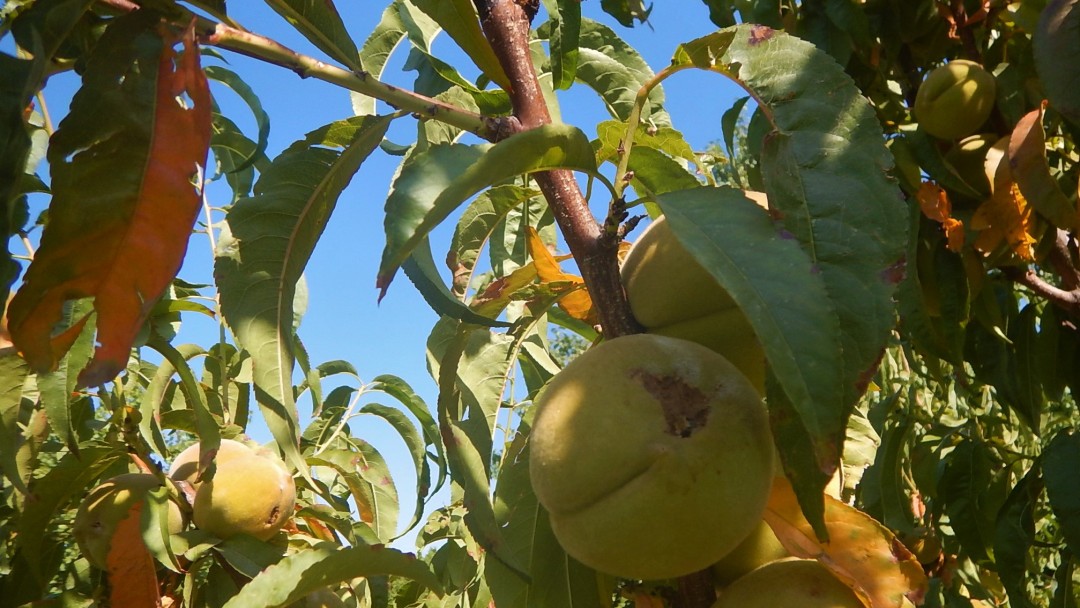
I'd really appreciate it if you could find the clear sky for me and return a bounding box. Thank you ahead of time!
[13,2,745,549]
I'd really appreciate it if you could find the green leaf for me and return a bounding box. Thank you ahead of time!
[378,124,601,295]
[594,120,696,166]
[700,0,737,27]
[353,1,408,116]
[147,339,220,469]
[670,25,907,484]
[264,0,362,72]
[204,66,270,174]
[1034,0,1080,128]
[368,374,448,495]
[1045,430,1080,558]
[624,146,702,196]
[403,237,510,327]
[359,402,431,537]
[221,542,442,608]
[16,445,124,581]
[216,115,392,476]
[994,468,1041,608]
[449,185,543,297]
[600,0,652,27]
[36,297,95,454]
[0,353,30,495]
[310,447,399,542]
[937,438,994,564]
[209,111,267,203]
[214,534,287,579]
[542,0,581,90]
[409,0,510,90]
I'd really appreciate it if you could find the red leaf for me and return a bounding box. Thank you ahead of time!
[107,501,162,608]
[8,17,211,386]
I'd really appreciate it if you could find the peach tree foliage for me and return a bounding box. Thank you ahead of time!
[0,0,1076,607]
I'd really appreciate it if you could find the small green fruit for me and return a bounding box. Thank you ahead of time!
[169,439,296,541]
[712,558,864,608]
[711,520,788,586]
[622,211,765,391]
[915,60,996,140]
[945,133,998,196]
[530,334,774,580]
[73,473,184,570]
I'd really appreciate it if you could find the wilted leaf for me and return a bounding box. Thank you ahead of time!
[107,502,161,608]
[525,227,596,325]
[764,476,928,608]
[1008,103,1079,231]
[971,183,1037,261]
[8,14,211,386]
[917,183,964,252]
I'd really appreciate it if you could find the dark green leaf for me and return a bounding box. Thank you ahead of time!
[0,353,30,494]
[449,184,542,296]
[1045,430,1080,557]
[36,298,95,454]
[542,0,581,90]
[937,438,993,564]
[264,0,361,72]
[205,66,270,174]
[600,0,652,27]
[403,237,510,327]
[409,0,510,90]
[1034,0,1080,127]
[368,374,447,495]
[994,468,1041,608]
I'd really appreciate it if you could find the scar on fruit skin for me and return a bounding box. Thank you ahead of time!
[630,369,711,438]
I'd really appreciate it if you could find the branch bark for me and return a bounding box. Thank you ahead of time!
[476,0,643,338]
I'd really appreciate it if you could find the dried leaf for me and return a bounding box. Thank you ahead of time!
[917,182,965,252]
[525,227,598,325]
[107,502,162,608]
[763,476,928,608]
[972,183,1037,261]
[7,18,211,386]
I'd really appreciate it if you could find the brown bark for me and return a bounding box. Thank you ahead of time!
[475,0,643,339]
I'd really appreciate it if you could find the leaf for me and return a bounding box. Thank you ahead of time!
[359,402,431,537]
[264,0,362,72]
[204,66,271,174]
[937,438,994,564]
[764,476,929,608]
[1034,0,1080,128]
[524,227,597,325]
[917,183,965,253]
[402,237,510,327]
[409,0,510,90]
[0,353,30,494]
[107,502,161,608]
[378,124,600,296]
[971,183,1037,262]
[542,0,581,90]
[310,447,399,542]
[600,0,653,27]
[36,297,95,453]
[216,115,392,475]
[669,26,907,514]
[1008,103,1079,230]
[594,120,697,166]
[221,542,442,608]
[7,14,211,386]
[17,445,124,580]
[1044,430,1080,558]
[353,1,408,116]
[368,374,447,495]
[994,469,1041,608]
[448,184,542,296]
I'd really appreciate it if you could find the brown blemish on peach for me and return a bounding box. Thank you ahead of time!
[630,369,711,437]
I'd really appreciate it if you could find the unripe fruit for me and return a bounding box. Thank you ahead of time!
[915,60,997,140]
[711,520,788,586]
[529,334,774,580]
[73,473,184,569]
[712,558,863,608]
[169,439,295,541]
[622,211,765,391]
[945,133,998,196]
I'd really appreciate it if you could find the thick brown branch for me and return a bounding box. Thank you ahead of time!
[477,0,643,338]
[1003,266,1080,315]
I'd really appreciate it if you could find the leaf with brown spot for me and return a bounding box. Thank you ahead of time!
[7,14,211,386]
[107,501,162,608]
[763,476,928,608]
[525,227,598,325]
[917,182,965,252]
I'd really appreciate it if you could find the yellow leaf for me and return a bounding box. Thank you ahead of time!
[525,228,598,325]
[763,477,928,608]
[972,182,1037,261]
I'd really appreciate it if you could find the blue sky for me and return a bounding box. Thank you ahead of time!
[12,2,745,549]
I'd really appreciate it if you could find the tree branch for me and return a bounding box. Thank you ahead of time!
[1003,266,1080,315]
[476,0,643,338]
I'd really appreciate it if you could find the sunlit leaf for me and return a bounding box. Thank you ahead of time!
[525,227,596,325]
[449,184,542,296]
[764,476,929,608]
[409,0,510,90]
[353,1,408,116]
[0,353,30,494]
[541,0,581,90]
[222,542,442,608]
[310,447,399,542]
[264,0,361,72]
[37,297,94,453]
[216,115,392,475]
[205,65,270,174]
[8,15,211,386]
[971,184,1037,262]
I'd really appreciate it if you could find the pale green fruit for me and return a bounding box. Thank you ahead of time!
[711,520,788,586]
[530,334,775,580]
[915,60,997,140]
[712,558,864,608]
[622,212,765,391]
[170,439,296,540]
[945,133,998,196]
[73,473,184,570]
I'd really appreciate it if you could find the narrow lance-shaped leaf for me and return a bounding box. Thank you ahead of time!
[216,115,392,475]
[410,0,510,90]
[0,353,30,495]
[204,66,271,174]
[309,447,399,543]
[221,542,442,608]
[36,297,95,454]
[1044,430,1080,557]
[1008,103,1079,230]
[402,236,511,327]
[994,469,1042,608]
[378,124,602,297]
[669,26,907,513]
[264,0,362,72]
[8,14,211,386]
[353,0,409,116]
[1034,0,1080,128]
[541,0,581,90]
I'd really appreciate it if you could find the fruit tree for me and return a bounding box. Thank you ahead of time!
[1,0,1078,607]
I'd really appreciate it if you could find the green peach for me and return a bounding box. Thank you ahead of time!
[711,520,788,586]
[529,334,774,580]
[945,133,998,195]
[712,558,864,608]
[73,473,184,570]
[169,439,296,541]
[915,60,997,140]
[622,211,765,391]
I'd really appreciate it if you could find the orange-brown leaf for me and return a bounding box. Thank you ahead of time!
[971,183,1037,261]
[917,182,964,252]
[525,227,597,325]
[763,476,928,608]
[108,502,162,608]
[7,18,211,386]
